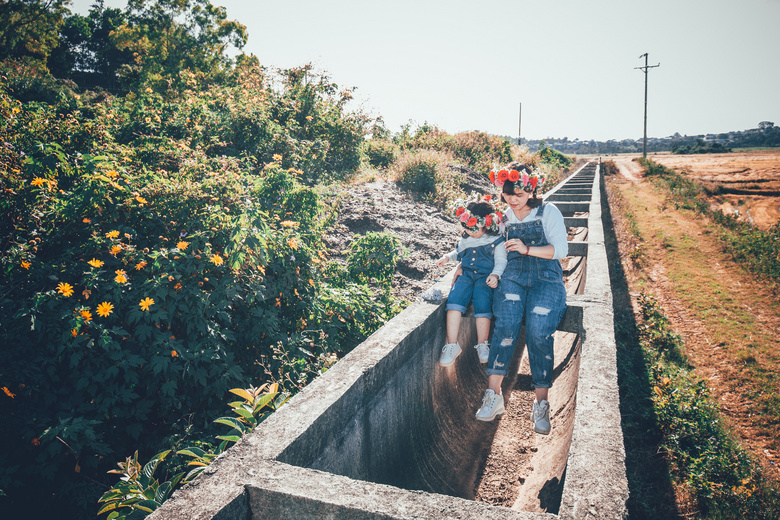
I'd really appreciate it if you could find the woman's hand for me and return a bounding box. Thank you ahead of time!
[505,238,528,254]
[436,255,449,267]
[451,265,463,287]
[486,274,499,288]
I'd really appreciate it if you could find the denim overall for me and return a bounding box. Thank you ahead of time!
[446,236,505,318]
[486,203,567,387]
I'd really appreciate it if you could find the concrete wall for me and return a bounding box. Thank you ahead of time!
[149,161,628,520]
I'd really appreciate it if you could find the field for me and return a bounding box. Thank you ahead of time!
[607,152,780,516]
[630,149,780,229]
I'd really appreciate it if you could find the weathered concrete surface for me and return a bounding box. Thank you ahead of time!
[149,160,629,520]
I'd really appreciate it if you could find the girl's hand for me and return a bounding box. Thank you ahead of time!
[505,238,527,253]
[486,274,499,288]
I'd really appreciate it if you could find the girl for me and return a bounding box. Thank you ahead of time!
[436,194,506,367]
[474,163,568,435]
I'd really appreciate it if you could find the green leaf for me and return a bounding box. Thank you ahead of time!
[214,416,246,432]
[228,388,254,401]
[216,435,241,443]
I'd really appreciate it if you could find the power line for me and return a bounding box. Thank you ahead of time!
[635,53,660,158]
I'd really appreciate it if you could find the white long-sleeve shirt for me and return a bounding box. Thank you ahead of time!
[505,203,569,259]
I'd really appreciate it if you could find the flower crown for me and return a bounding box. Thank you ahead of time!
[489,167,546,192]
[449,193,503,233]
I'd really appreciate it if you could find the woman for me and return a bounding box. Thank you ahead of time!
[474,163,568,435]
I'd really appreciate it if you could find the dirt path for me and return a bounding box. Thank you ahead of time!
[608,156,780,481]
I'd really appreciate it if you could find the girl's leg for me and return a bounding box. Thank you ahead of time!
[474,316,490,344]
[446,310,462,344]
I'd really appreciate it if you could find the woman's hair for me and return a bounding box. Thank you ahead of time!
[500,162,543,208]
[461,201,499,237]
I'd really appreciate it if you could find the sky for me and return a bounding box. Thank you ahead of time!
[71,0,780,142]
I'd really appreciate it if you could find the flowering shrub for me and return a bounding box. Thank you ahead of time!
[0,63,391,518]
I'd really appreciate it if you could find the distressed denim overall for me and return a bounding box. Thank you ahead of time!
[486,203,567,387]
[446,236,505,318]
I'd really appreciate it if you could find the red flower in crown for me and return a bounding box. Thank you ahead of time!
[455,206,465,217]
[508,169,520,182]
[497,170,509,182]
[482,194,492,202]
[496,210,503,221]
[466,217,478,228]
[530,176,538,189]
[489,170,496,183]
[485,214,493,227]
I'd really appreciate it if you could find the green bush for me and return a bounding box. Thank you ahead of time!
[392,149,454,196]
[363,138,399,169]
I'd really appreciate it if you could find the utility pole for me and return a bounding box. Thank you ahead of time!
[518,102,522,145]
[635,53,660,158]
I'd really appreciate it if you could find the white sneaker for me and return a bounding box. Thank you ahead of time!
[438,342,461,367]
[474,341,490,363]
[475,389,505,422]
[532,399,551,435]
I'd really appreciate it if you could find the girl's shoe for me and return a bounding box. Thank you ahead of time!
[474,341,490,363]
[532,399,551,434]
[438,342,461,366]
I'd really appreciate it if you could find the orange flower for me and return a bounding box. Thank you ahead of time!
[210,254,224,266]
[109,245,122,256]
[56,283,74,297]
[280,220,297,228]
[466,217,478,228]
[83,218,91,223]
[135,196,148,205]
[96,302,114,317]
[114,273,128,284]
[105,230,120,239]
[288,238,299,250]
[87,258,104,268]
[31,177,46,187]
[135,261,147,270]
[71,329,78,337]
[106,170,118,178]
[174,282,182,291]
[497,169,508,182]
[139,297,155,311]
[21,261,31,269]
[31,438,40,446]
[2,387,15,398]
[489,170,496,183]
[171,350,179,357]
[508,170,520,182]
[80,309,92,322]
[176,241,189,250]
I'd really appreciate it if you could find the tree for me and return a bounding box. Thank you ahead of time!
[110,0,248,90]
[0,0,70,62]
[758,121,774,130]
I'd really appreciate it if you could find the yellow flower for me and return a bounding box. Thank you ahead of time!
[105,230,119,239]
[305,115,313,121]
[174,282,182,291]
[273,154,282,161]
[56,283,74,297]
[210,254,224,266]
[21,261,31,269]
[2,386,15,398]
[106,170,118,178]
[80,309,92,322]
[114,273,128,284]
[87,258,104,268]
[135,261,147,270]
[109,245,122,256]
[96,302,114,317]
[176,241,189,250]
[145,117,151,124]
[31,177,46,187]
[280,220,297,228]
[135,196,148,205]
[288,238,299,250]
[139,297,155,311]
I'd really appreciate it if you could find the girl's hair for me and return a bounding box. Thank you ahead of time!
[500,162,543,208]
[461,201,499,237]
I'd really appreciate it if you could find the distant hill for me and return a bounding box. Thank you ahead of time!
[511,122,780,154]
